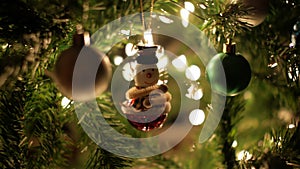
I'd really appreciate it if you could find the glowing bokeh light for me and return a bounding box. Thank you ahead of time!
[180,8,189,27]
[143,29,154,46]
[125,43,138,56]
[193,89,203,100]
[189,109,205,125]
[172,54,187,71]
[157,56,169,70]
[237,150,252,161]
[232,140,238,148]
[156,46,165,58]
[199,3,207,9]
[185,65,201,81]
[122,62,136,81]
[288,124,296,129]
[184,1,195,12]
[61,97,72,108]
[159,15,174,24]
[113,56,123,66]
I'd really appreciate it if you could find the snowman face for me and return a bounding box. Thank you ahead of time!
[134,68,159,87]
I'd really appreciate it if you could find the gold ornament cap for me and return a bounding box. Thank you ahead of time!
[223,39,236,54]
[73,24,90,47]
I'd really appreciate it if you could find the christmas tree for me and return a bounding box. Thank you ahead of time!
[0,0,299,168]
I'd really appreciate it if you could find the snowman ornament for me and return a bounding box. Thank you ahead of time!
[123,46,171,131]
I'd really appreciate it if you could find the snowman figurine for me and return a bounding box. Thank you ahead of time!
[123,46,171,131]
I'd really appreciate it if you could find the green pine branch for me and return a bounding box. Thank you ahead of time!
[240,122,300,169]
[85,148,132,169]
[217,96,246,169]
[0,77,73,168]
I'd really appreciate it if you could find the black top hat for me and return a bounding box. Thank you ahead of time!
[136,46,158,64]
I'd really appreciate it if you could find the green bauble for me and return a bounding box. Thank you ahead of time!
[206,52,251,96]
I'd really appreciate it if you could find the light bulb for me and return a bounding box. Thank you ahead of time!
[189,109,205,125]
[185,65,201,81]
[172,54,187,71]
[232,140,238,148]
[113,55,123,65]
[122,62,136,81]
[125,43,138,56]
[157,56,169,69]
[193,89,203,100]
[156,46,165,58]
[159,15,174,24]
[180,8,190,27]
[288,124,296,129]
[61,97,72,108]
[199,3,207,9]
[143,29,154,46]
[185,84,203,100]
[237,150,252,161]
[184,1,195,12]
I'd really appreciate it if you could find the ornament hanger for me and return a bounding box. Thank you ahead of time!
[75,24,90,46]
[139,0,155,31]
[139,0,156,46]
[223,38,236,54]
[73,0,90,46]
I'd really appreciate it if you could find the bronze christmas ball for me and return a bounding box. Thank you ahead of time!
[54,45,112,101]
[238,0,269,27]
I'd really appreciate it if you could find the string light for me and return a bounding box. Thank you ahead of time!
[288,124,296,129]
[143,29,155,46]
[268,62,278,68]
[157,56,169,69]
[156,46,165,58]
[232,140,238,148]
[2,43,8,49]
[122,62,137,81]
[158,15,174,24]
[185,65,201,81]
[189,109,205,125]
[120,29,131,36]
[61,97,72,108]
[125,43,138,56]
[180,8,190,27]
[237,150,252,161]
[139,0,156,47]
[113,56,123,65]
[172,54,187,71]
[193,88,203,100]
[180,1,195,27]
[184,1,195,12]
[199,3,207,9]
[186,84,203,100]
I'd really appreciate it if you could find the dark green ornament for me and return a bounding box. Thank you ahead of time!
[206,42,251,96]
